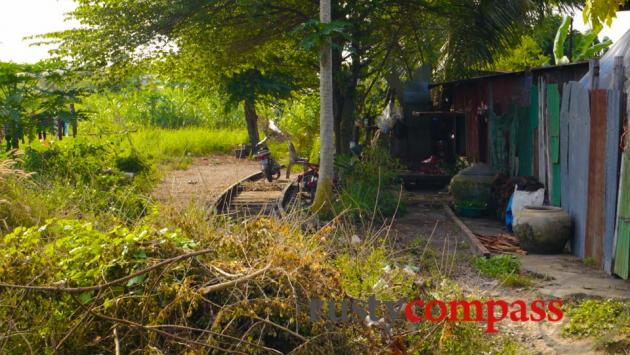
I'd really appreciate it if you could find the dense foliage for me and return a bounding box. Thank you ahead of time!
[0,61,86,149]
[81,82,243,129]
[0,0,625,352]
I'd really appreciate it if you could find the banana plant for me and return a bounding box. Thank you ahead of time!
[553,16,612,65]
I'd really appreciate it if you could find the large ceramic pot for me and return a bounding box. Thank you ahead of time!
[449,163,496,206]
[513,206,572,254]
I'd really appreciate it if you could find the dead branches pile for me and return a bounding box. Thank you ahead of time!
[0,215,358,354]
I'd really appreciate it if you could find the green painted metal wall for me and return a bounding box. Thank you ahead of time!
[613,112,630,280]
[547,84,561,206]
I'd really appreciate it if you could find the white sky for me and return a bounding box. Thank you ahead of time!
[0,2,629,64]
[0,0,78,63]
[570,9,630,42]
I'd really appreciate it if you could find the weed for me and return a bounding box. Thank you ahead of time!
[472,255,533,288]
[335,248,417,300]
[499,273,534,288]
[562,299,630,338]
[582,256,596,267]
[473,255,520,278]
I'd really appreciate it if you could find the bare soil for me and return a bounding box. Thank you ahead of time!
[390,190,604,355]
[152,155,259,209]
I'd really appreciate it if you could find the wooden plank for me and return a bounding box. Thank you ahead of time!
[589,59,600,90]
[213,171,264,212]
[603,90,622,274]
[586,89,608,266]
[443,204,491,257]
[547,84,561,206]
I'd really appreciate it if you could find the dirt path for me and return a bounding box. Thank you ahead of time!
[153,155,259,209]
[391,190,603,355]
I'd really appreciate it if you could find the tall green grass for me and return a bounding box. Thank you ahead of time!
[79,84,244,129]
[129,128,248,162]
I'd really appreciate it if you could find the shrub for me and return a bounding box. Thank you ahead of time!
[334,145,406,219]
[0,215,348,353]
[10,139,154,228]
[115,151,152,173]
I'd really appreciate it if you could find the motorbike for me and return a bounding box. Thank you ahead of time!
[296,163,321,204]
[297,163,341,204]
[297,143,359,204]
[253,137,281,182]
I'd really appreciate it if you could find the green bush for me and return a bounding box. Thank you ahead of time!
[10,139,154,228]
[274,93,320,160]
[115,151,152,173]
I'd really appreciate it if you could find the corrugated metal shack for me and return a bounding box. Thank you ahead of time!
[431,61,629,277]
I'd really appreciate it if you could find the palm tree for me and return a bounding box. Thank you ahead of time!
[311,0,334,214]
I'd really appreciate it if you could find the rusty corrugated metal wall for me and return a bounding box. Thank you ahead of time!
[586,89,608,265]
[436,63,628,273]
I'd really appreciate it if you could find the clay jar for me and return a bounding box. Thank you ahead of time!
[513,206,572,254]
[449,163,495,206]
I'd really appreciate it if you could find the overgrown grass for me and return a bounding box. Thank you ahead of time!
[1,126,249,233]
[0,104,520,353]
[80,83,244,129]
[129,127,248,167]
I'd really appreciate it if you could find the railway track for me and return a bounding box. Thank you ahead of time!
[213,171,298,218]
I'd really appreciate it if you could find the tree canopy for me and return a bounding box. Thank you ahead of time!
[43,0,588,153]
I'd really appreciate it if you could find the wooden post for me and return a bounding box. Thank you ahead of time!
[590,59,600,90]
[613,56,623,91]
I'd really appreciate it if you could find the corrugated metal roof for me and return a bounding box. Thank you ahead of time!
[429,61,590,88]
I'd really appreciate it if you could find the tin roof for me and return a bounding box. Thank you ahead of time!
[429,61,589,88]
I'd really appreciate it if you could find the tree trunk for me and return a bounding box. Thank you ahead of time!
[331,38,360,156]
[332,48,343,155]
[244,98,260,149]
[312,0,334,214]
[70,103,78,137]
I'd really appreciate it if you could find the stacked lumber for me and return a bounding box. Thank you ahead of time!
[475,233,527,255]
